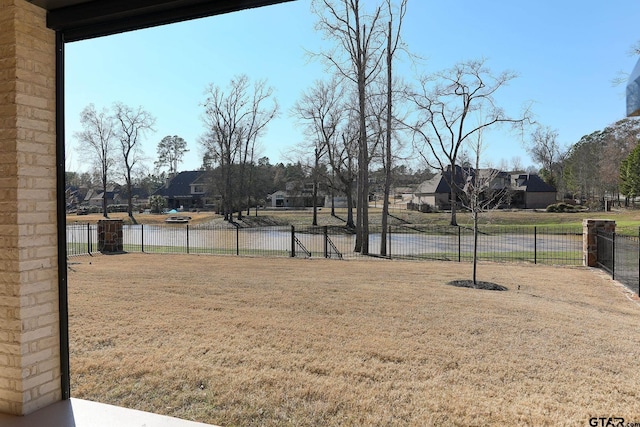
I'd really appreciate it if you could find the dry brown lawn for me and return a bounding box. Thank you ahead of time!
[67,211,220,225]
[68,254,640,426]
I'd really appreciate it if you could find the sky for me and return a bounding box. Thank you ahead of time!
[64,0,640,176]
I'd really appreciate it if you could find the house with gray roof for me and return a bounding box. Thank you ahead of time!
[267,181,325,208]
[508,173,557,209]
[153,171,208,210]
[412,166,557,210]
[412,165,468,210]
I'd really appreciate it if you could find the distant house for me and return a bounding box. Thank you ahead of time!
[268,190,292,208]
[75,184,152,211]
[84,185,120,207]
[268,181,323,208]
[121,186,152,207]
[412,166,557,210]
[508,173,557,209]
[412,165,467,210]
[65,185,85,210]
[153,171,208,210]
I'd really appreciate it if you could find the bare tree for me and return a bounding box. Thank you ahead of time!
[379,0,407,256]
[113,102,155,223]
[75,104,116,218]
[312,0,386,254]
[155,135,188,177]
[612,39,640,87]
[460,126,508,286]
[407,58,531,225]
[526,125,565,189]
[324,100,361,228]
[511,156,524,171]
[293,78,344,225]
[200,74,278,221]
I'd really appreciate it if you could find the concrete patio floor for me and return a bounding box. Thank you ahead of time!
[0,398,219,427]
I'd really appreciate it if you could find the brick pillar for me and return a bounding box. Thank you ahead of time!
[583,219,616,267]
[0,0,61,415]
[98,219,124,252]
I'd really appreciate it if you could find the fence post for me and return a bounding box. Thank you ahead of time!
[534,226,537,265]
[291,225,295,257]
[612,232,616,281]
[458,226,461,262]
[141,224,144,253]
[324,226,328,258]
[87,223,91,255]
[388,225,392,260]
[186,224,190,254]
[236,224,239,256]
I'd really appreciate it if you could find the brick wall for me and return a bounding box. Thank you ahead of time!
[0,0,61,415]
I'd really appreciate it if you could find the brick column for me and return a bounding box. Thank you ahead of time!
[583,219,616,267]
[98,219,124,252]
[0,0,61,415]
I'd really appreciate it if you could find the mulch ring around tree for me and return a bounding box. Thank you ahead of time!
[447,280,508,291]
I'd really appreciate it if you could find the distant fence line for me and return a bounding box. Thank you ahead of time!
[66,222,640,298]
[67,223,584,265]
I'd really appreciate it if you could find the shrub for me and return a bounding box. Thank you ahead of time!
[149,195,167,214]
[546,202,587,213]
[407,202,434,213]
[419,203,433,213]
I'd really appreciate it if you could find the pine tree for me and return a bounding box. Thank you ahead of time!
[620,143,640,203]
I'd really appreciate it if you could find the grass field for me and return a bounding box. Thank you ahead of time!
[68,254,640,426]
[67,206,640,234]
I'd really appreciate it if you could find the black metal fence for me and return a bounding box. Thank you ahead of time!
[596,230,640,296]
[66,223,583,265]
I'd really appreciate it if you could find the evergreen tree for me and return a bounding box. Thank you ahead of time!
[620,143,640,202]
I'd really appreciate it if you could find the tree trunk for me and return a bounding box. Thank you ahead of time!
[312,183,319,226]
[224,155,233,221]
[101,176,108,218]
[353,16,370,254]
[450,162,458,226]
[102,165,109,218]
[126,168,137,225]
[355,171,363,251]
[346,183,355,229]
[357,60,369,255]
[472,209,478,286]
[331,186,335,217]
[380,20,392,257]
[312,148,319,226]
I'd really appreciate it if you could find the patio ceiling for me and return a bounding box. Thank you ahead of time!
[27,0,296,42]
